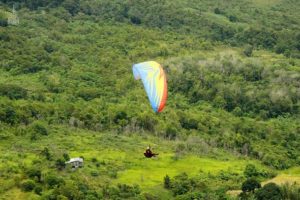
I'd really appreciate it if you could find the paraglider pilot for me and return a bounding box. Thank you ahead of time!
[144,146,158,158]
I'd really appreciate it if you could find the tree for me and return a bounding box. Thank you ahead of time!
[242,178,261,193]
[26,168,42,182]
[63,153,70,161]
[164,175,171,189]
[255,183,282,200]
[56,158,66,170]
[214,8,222,14]
[229,15,238,22]
[244,164,259,178]
[244,45,253,57]
[171,173,191,196]
[34,186,42,195]
[62,0,80,16]
[0,84,27,99]
[45,175,65,188]
[31,122,48,136]
[21,180,36,192]
[41,147,52,160]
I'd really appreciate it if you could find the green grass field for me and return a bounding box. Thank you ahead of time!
[1,126,294,199]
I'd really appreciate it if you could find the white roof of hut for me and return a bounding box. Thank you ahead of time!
[66,157,83,164]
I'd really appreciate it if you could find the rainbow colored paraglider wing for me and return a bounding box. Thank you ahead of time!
[133,61,167,113]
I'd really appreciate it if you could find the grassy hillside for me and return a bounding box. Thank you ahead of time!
[0,0,299,199]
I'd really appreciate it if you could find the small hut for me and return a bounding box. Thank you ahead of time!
[65,158,84,168]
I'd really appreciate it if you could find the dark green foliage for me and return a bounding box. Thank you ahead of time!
[34,185,42,195]
[244,164,258,178]
[76,88,101,101]
[280,183,300,200]
[53,183,84,199]
[41,147,52,160]
[62,0,80,15]
[31,122,48,136]
[243,45,253,57]
[55,158,66,170]
[171,173,192,196]
[255,183,282,200]
[21,180,36,192]
[45,175,65,188]
[26,168,42,182]
[214,8,222,14]
[0,105,17,125]
[102,184,141,199]
[90,170,99,177]
[164,175,171,189]
[241,178,261,192]
[0,84,27,99]
[229,15,238,22]
[63,153,70,161]
[137,112,157,132]
[165,125,177,140]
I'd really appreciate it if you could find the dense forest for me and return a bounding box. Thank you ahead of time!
[0,0,299,199]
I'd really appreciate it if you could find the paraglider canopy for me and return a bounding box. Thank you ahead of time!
[132,61,167,113]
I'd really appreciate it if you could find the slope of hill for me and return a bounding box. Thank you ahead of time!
[0,1,299,199]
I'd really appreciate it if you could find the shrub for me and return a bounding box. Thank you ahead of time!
[55,158,66,170]
[63,153,70,161]
[214,8,222,14]
[41,147,52,160]
[90,170,99,177]
[244,45,253,57]
[255,183,282,200]
[0,84,27,99]
[242,178,261,193]
[34,185,42,195]
[229,15,238,22]
[164,175,171,189]
[280,183,300,200]
[244,164,259,178]
[26,168,42,182]
[171,173,191,196]
[165,126,177,140]
[77,88,101,101]
[21,180,36,192]
[45,175,65,188]
[31,122,48,136]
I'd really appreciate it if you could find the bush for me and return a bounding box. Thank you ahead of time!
[214,8,222,14]
[45,175,65,188]
[90,170,99,177]
[164,175,171,189]
[241,178,261,193]
[165,126,177,140]
[77,88,101,101]
[26,168,42,182]
[0,84,27,99]
[41,147,52,160]
[244,164,259,178]
[55,158,66,170]
[171,173,191,196]
[229,15,238,22]
[244,45,253,57]
[255,183,282,200]
[21,180,36,192]
[0,19,8,27]
[63,153,70,161]
[280,183,300,200]
[34,185,42,195]
[31,122,48,136]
